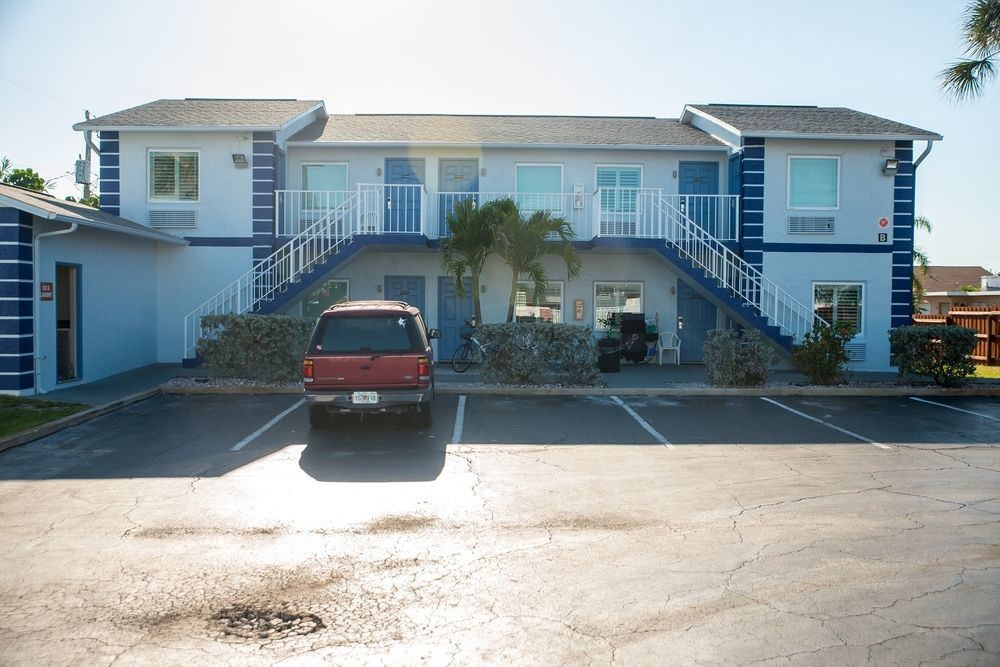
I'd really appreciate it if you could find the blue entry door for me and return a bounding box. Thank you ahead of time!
[384,275,425,314]
[438,159,479,236]
[437,277,475,359]
[384,159,424,233]
[677,280,717,362]
[678,162,720,234]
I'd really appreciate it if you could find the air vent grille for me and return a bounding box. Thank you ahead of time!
[845,343,866,361]
[149,210,197,228]
[788,216,835,234]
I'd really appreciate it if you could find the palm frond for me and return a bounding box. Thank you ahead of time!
[940,57,997,100]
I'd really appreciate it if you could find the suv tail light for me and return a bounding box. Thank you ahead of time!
[303,359,314,383]
[417,356,430,383]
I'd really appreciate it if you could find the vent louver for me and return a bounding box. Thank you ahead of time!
[788,216,835,234]
[845,343,866,361]
[149,210,197,228]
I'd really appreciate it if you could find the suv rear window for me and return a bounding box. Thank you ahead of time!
[309,314,426,354]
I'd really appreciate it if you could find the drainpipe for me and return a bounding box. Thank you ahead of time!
[913,140,935,169]
[32,222,78,395]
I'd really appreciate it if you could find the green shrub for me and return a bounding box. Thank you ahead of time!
[197,314,314,382]
[477,322,601,385]
[794,320,855,385]
[889,325,977,386]
[702,328,778,387]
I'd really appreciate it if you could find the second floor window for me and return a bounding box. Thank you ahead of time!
[515,164,562,213]
[149,151,199,202]
[788,156,838,209]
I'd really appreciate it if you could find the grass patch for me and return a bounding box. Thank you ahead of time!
[0,395,87,438]
[975,365,1000,379]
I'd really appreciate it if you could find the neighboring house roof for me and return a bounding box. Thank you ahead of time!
[73,98,324,131]
[921,266,993,293]
[287,114,727,149]
[683,104,942,141]
[0,184,188,245]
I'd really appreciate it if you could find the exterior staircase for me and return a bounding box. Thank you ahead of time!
[182,188,821,362]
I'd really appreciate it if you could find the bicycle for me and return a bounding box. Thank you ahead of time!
[452,319,487,372]
[451,319,539,372]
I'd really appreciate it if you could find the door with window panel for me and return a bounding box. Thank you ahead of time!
[300,163,348,236]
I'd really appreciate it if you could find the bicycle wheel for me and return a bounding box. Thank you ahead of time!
[452,342,474,372]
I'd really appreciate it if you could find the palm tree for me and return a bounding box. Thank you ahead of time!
[912,215,933,312]
[940,0,1000,101]
[440,198,496,324]
[491,199,582,323]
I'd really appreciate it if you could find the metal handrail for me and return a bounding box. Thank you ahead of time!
[182,193,360,358]
[655,195,823,341]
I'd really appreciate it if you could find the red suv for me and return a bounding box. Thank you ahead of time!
[303,301,440,427]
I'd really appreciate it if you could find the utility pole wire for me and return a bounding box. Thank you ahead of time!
[0,75,88,111]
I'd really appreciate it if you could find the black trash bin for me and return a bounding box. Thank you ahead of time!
[597,337,621,373]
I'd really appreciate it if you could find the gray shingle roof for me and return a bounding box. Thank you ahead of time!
[287,114,726,148]
[923,266,993,293]
[687,104,941,140]
[74,99,322,130]
[0,184,187,245]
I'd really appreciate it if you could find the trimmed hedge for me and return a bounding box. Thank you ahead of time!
[794,320,855,385]
[889,325,977,386]
[703,328,778,387]
[197,314,314,382]
[476,322,601,385]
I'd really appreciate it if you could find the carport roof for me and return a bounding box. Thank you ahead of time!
[0,184,188,245]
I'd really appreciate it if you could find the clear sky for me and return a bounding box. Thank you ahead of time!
[0,0,996,269]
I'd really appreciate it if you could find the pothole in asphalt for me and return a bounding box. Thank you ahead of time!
[210,604,325,642]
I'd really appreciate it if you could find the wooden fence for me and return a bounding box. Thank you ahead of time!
[913,307,1000,366]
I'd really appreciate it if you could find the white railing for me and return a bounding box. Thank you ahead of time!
[358,183,426,235]
[277,190,352,237]
[432,191,592,240]
[593,188,662,238]
[182,193,360,358]
[593,190,738,241]
[655,195,821,342]
[664,194,740,241]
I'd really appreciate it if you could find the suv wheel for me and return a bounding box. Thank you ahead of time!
[308,405,329,429]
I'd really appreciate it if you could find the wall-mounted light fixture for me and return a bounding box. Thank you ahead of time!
[480,167,487,177]
[376,284,382,293]
[481,284,487,293]
[231,154,248,168]
[376,167,382,177]
[882,158,899,176]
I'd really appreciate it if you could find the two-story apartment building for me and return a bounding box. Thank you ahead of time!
[0,98,940,394]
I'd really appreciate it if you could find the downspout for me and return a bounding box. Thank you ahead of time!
[32,222,78,395]
[913,140,934,169]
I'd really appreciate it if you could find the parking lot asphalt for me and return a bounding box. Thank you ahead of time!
[0,394,998,665]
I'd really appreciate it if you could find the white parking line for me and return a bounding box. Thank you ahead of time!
[760,398,891,449]
[230,398,305,451]
[451,395,467,445]
[610,396,674,448]
[909,396,1000,423]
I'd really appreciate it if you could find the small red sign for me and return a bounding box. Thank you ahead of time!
[40,282,54,301]
[878,217,890,228]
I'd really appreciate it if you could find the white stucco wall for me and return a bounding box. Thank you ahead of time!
[155,245,254,361]
[763,251,893,371]
[116,130,255,239]
[34,222,159,392]
[763,138,897,245]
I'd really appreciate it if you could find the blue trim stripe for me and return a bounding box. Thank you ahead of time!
[250,131,277,269]
[98,131,121,215]
[0,208,33,388]
[740,137,765,273]
[183,237,256,247]
[890,141,915,328]
[763,243,893,254]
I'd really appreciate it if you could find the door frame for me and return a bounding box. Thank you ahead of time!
[676,279,717,363]
[55,262,82,382]
[438,158,480,235]
[437,276,476,360]
[384,275,426,314]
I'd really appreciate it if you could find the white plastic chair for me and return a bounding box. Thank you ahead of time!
[657,331,681,365]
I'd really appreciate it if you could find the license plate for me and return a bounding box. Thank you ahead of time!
[351,391,378,405]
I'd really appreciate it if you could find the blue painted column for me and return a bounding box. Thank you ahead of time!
[0,208,34,392]
[890,141,915,327]
[740,137,765,273]
[98,131,120,215]
[251,132,277,265]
